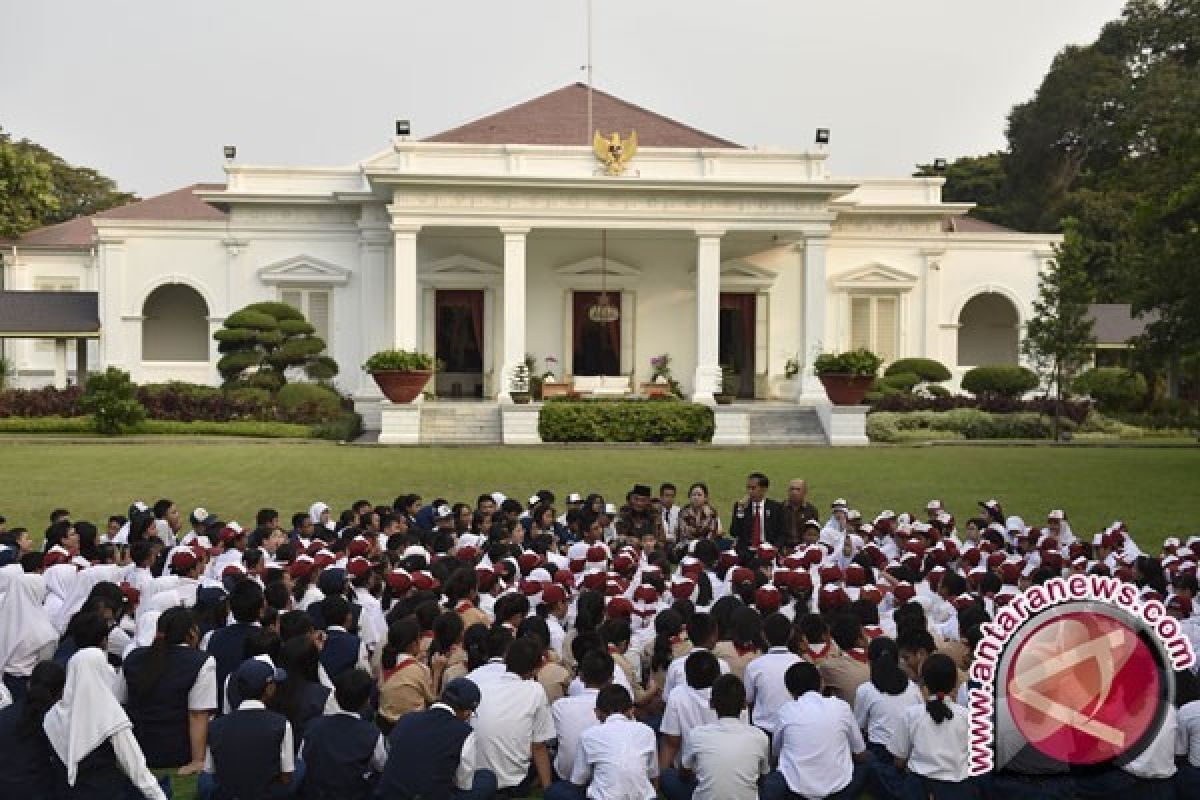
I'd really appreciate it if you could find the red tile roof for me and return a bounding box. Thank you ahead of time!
[5,183,227,248]
[424,83,742,149]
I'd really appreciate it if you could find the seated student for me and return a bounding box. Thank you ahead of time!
[43,647,168,800]
[204,580,265,711]
[377,616,440,728]
[377,677,497,800]
[763,661,866,800]
[471,636,556,797]
[546,650,613,799]
[889,653,979,800]
[560,685,658,800]
[1176,670,1200,797]
[119,607,217,781]
[743,612,801,735]
[659,650,727,772]
[0,660,67,800]
[298,668,386,800]
[853,636,923,800]
[662,614,729,699]
[673,673,769,800]
[317,594,368,681]
[818,614,871,704]
[200,659,300,800]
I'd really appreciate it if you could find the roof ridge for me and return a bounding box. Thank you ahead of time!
[573,82,741,148]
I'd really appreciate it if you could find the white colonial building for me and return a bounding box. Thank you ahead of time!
[1,84,1059,443]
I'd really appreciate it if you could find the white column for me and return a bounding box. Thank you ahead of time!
[692,229,724,404]
[801,235,829,401]
[53,338,68,389]
[96,240,126,369]
[499,227,529,403]
[922,250,944,360]
[357,230,391,395]
[391,225,420,352]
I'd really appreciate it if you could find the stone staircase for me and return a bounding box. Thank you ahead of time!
[745,405,827,446]
[418,402,503,445]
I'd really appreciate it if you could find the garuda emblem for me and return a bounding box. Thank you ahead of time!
[593,130,638,176]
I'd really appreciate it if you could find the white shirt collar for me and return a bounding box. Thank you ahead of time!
[237,699,267,711]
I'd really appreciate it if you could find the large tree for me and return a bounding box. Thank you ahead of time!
[0,130,58,238]
[214,302,338,391]
[1021,219,1097,439]
[914,153,1014,228]
[0,126,137,237]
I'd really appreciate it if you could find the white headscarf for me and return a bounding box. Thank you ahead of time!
[0,571,59,678]
[309,502,329,526]
[53,565,126,633]
[122,590,183,660]
[43,647,132,786]
[43,564,81,635]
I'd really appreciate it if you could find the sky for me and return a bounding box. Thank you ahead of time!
[2,0,1129,198]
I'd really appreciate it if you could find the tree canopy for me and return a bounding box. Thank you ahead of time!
[214,301,339,391]
[0,126,137,238]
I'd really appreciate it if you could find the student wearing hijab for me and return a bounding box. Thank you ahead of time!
[0,660,67,800]
[118,607,217,780]
[43,647,167,799]
[0,568,60,701]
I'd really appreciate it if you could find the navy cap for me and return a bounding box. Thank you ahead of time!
[441,677,481,711]
[195,586,228,607]
[234,658,287,698]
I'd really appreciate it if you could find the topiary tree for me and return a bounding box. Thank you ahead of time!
[1073,367,1148,413]
[961,365,1040,399]
[213,301,338,391]
[884,358,952,384]
[82,367,146,434]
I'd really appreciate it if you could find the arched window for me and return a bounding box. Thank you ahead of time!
[957,292,1019,366]
[142,284,209,361]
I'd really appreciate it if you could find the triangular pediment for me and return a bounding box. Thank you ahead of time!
[833,262,917,291]
[555,255,641,277]
[257,255,351,285]
[422,254,502,276]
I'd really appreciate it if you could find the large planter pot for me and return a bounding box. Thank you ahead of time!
[714,393,735,406]
[817,374,874,405]
[371,370,432,403]
[510,391,532,405]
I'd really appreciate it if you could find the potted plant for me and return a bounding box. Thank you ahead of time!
[779,354,802,400]
[648,353,683,398]
[510,362,532,404]
[714,366,738,405]
[542,355,559,383]
[524,354,543,401]
[363,349,437,403]
[813,348,882,405]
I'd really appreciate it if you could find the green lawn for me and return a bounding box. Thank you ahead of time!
[4,441,1199,549]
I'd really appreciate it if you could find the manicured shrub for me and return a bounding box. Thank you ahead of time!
[1072,367,1148,412]
[277,383,342,415]
[868,391,1091,423]
[878,372,921,393]
[539,400,714,443]
[961,365,1039,398]
[82,367,146,434]
[310,411,364,441]
[0,386,83,417]
[226,387,273,406]
[884,358,952,383]
[865,409,1064,442]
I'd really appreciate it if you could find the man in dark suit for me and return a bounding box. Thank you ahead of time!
[729,472,785,554]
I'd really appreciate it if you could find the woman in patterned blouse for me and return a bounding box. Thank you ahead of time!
[675,482,722,544]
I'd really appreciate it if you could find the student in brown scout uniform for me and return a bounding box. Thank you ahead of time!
[817,615,871,704]
[377,617,445,730]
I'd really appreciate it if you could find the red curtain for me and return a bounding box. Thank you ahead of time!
[437,290,484,351]
[721,293,755,364]
[572,291,621,375]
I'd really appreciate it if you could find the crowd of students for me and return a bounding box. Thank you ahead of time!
[0,474,1197,800]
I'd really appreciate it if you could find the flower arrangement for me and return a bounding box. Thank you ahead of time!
[784,355,801,380]
[510,362,531,392]
[649,354,683,397]
[542,355,559,382]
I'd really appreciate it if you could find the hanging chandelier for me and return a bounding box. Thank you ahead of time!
[587,229,620,323]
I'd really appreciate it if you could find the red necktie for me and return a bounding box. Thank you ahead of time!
[751,503,762,548]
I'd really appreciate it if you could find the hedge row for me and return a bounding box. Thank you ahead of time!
[867,409,1070,443]
[0,382,344,424]
[538,400,714,442]
[869,392,1091,423]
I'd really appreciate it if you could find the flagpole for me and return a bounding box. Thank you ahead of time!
[586,0,593,143]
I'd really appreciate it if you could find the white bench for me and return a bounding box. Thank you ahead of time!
[572,375,632,397]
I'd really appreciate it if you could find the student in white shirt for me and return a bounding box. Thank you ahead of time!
[1175,671,1200,797]
[853,636,923,798]
[557,684,658,800]
[550,650,612,788]
[889,653,978,800]
[743,612,800,735]
[470,635,556,795]
[764,661,866,800]
[659,650,733,771]
[670,673,769,800]
[662,614,729,699]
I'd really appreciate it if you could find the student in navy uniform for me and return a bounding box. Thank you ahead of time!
[0,660,67,800]
[200,658,302,800]
[377,677,498,800]
[274,634,333,751]
[318,593,366,681]
[297,668,385,800]
[119,606,217,783]
[43,647,168,800]
[204,580,265,712]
